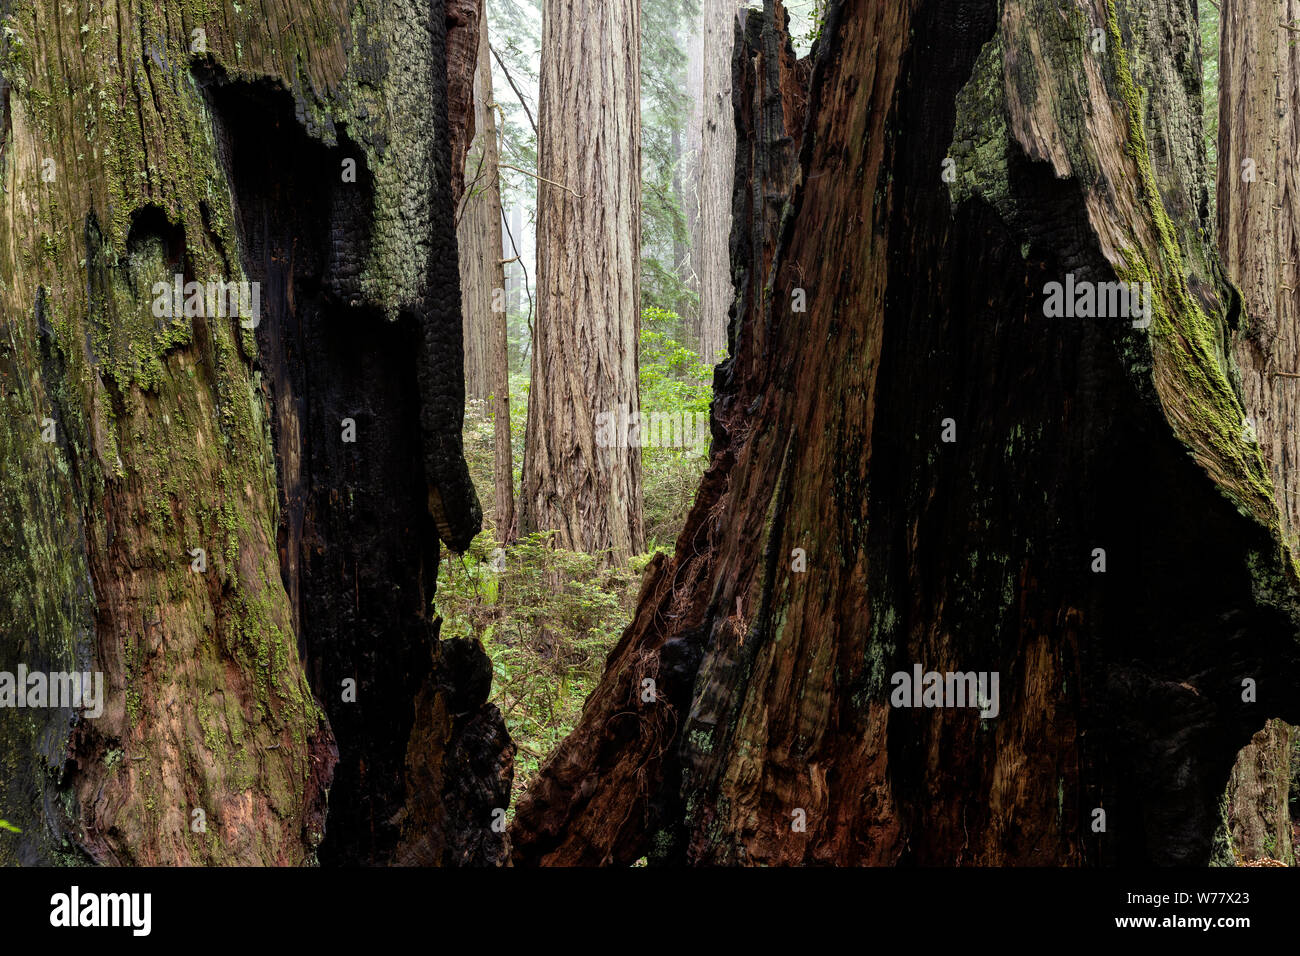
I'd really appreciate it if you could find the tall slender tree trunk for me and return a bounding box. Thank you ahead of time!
[695,0,739,364]
[457,0,514,540]
[508,204,525,317]
[453,0,490,403]
[1217,0,1300,866]
[685,15,705,341]
[672,123,689,317]
[512,0,1300,866]
[466,10,517,542]
[519,0,644,563]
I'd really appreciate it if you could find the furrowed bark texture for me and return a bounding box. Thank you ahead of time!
[1217,0,1300,864]
[512,0,807,864]
[457,9,510,495]
[454,2,514,539]
[1226,719,1294,864]
[0,0,506,865]
[453,0,490,404]
[519,0,644,564]
[446,0,483,208]
[480,15,517,546]
[694,0,740,364]
[512,0,1300,866]
[685,19,703,322]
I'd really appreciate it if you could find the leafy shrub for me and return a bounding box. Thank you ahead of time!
[637,313,713,548]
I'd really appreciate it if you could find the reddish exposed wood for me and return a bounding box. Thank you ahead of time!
[446,0,484,205]
[513,0,1300,867]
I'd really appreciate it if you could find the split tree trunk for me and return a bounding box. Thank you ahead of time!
[1217,0,1300,866]
[519,0,645,563]
[0,0,508,866]
[512,0,1300,866]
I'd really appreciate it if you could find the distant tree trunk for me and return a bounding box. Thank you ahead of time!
[512,0,1300,866]
[670,28,690,323]
[520,0,644,563]
[694,0,739,364]
[1217,0,1300,865]
[508,204,525,316]
[453,0,491,403]
[465,10,516,542]
[0,0,507,866]
[685,13,704,340]
[446,0,483,207]
[672,123,689,318]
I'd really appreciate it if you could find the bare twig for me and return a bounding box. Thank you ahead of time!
[499,162,583,198]
[500,205,535,338]
[489,43,538,136]
[455,147,490,228]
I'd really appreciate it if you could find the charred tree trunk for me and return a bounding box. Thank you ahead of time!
[512,0,1300,866]
[0,0,509,866]
[519,0,645,563]
[1217,0,1300,865]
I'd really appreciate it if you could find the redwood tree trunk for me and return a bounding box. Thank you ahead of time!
[694,0,739,364]
[512,0,1300,866]
[519,0,645,563]
[1217,0,1300,865]
[458,8,517,542]
[0,0,507,866]
[453,0,492,403]
[1227,720,1295,864]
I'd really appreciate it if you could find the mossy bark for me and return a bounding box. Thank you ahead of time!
[0,0,499,865]
[1226,719,1294,864]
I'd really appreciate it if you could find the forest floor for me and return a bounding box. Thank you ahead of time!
[437,325,712,809]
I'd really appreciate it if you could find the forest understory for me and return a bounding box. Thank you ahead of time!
[4,0,1300,883]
